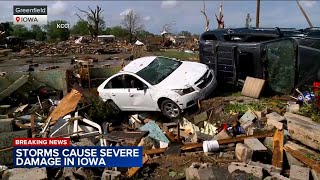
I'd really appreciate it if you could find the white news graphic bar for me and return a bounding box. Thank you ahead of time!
[13,15,47,25]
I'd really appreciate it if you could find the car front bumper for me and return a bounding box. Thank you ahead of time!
[173,70,217,110]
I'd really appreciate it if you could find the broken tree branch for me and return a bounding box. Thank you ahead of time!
[200,1,210,31]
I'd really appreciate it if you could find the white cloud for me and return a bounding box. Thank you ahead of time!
[143,16,151,21]
[161,1,178,9]
[120,8,132,16]
[49,1,67,16]
[300,0,316,8]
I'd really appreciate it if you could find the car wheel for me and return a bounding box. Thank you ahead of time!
[106,100,121,114]
[161,99,181,119]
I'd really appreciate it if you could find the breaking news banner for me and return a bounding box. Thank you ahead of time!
[13,138,143,168]
[13,6,47,25]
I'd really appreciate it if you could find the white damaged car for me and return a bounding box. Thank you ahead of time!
[97,56,217,118]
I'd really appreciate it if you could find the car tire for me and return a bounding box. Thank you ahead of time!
[161,99,181,119]
[106,100,121,114]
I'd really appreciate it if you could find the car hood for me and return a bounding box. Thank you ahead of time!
[155,61,208,89]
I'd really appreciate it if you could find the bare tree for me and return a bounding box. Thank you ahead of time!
[75,6,105,39]
[201,1,210,31]
[121,10,143,43]
[161,21,176,33]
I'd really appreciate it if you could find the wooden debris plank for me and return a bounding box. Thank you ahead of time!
[284,142,320,174]
[127,156,149,177]
[217,131,274,146]
[49,88,83,124]
[272,129,284,169]
[241,77,265,98]
[143,148,166,155]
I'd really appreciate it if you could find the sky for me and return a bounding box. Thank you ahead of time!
[0,0,319,35]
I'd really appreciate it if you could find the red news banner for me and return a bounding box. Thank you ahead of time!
[13,138,70,146]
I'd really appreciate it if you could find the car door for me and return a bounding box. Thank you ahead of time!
[124,74,158,111]
[101,74,132,110]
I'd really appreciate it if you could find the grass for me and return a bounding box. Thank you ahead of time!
[151,50,199,61]
[231,91,242,97]
[223,97,288,115]
[299,104,320,122]
[224,101,267,115]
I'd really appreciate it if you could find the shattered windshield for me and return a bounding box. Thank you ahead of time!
[136,57,182,85]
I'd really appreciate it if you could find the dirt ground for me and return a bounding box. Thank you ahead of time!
[0,53,132,72]
[0,49,198,73]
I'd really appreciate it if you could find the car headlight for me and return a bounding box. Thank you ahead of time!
[173,87,195,96]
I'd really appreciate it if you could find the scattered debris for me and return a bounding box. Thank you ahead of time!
[139,120,170,145]
[285,112,320,150]
[284,141,320,173]
[2,168,47,180]
[228,162,263,179]
[48,88,83,124]
[216,129,232,140]
[127,156,149,177]
[185,162,215,180]
[101,169,121,180]
[243,138,267,152]
[0,75,29,101]
[235,143,253,163]
[289,165,310,180]
[0,45,319,179]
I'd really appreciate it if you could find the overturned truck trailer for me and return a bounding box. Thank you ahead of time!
[199,27,320,94]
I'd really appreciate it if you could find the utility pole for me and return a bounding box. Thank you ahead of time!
[296,0,313,28]
[256,0,260,28]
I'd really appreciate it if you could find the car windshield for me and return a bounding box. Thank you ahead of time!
[136,57,182,85]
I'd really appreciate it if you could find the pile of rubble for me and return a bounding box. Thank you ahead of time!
[0,35,200,58]
[0,76,320,179]
[14,39,133,57]
[134,97,320,180]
